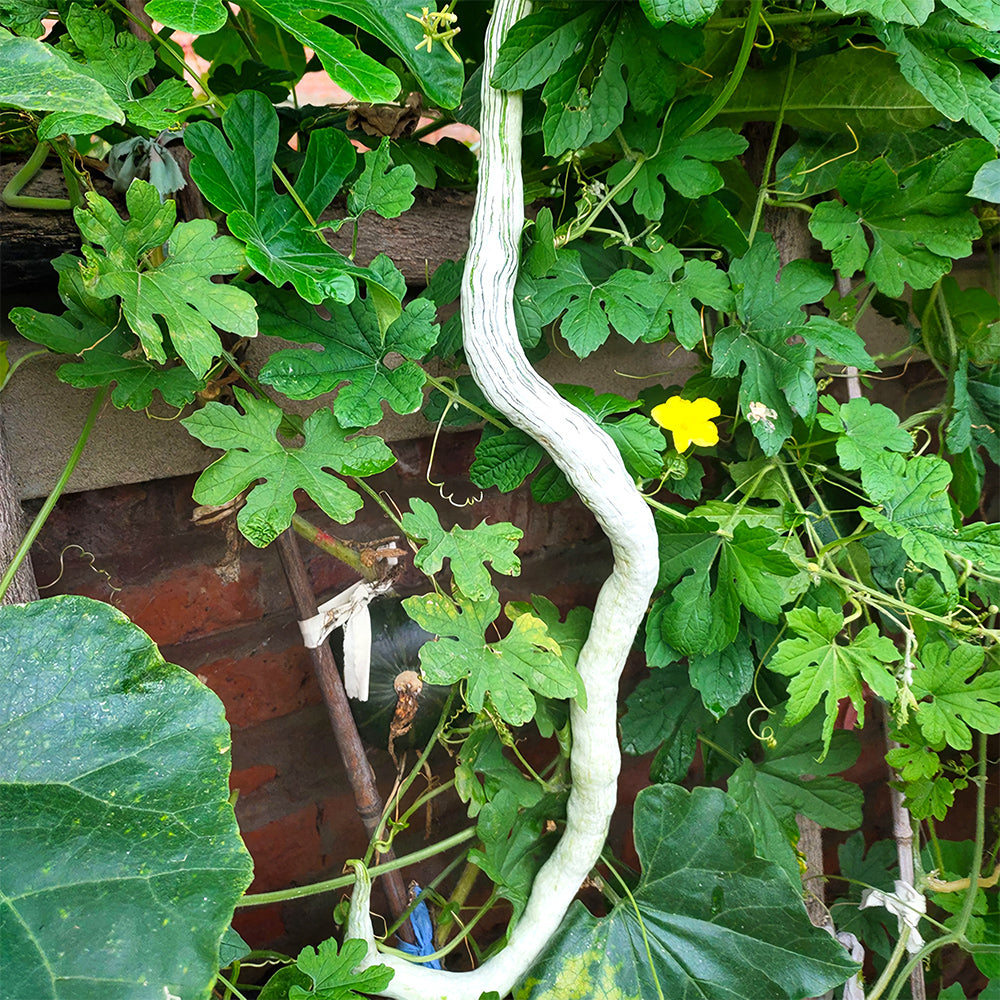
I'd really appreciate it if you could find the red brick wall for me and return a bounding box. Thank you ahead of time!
[28,428,622,954]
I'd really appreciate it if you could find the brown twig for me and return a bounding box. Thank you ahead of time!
[275,528,414,942]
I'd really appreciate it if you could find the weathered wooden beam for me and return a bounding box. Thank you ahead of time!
[1,163,473,287]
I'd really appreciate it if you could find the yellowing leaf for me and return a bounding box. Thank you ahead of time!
[403,590,584,726]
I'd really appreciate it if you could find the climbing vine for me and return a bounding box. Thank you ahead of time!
[0,0,998,998]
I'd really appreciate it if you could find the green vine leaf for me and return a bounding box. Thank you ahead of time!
[621,662,709,783]
[910,641,1000,750]
[72,180,257,378]
[857,452,1000,582]
[609,111,748,219]
[469,789,565,924]
[400,497,522,600]
[639,0,721,27]
[186,92,398,314]
[652,513,799,657]
[713,236,876,454]
[181,388,395,547]
[728,709,863,883]
[143,0,227,34]
[257,283,437,428]
[247,0,464,107]
[470,425,548,493]
[913,278,1000,368]
[555,384,664,478]
[290,938,394,999]
[622,237,734,350]
[532,247,651,357]
[808,139,994,296]
[10,254,208,409]
[817,396,914,471]
[767,607,900,760]
[494,5,699,157]
[688,631,754,720]
[36,6,192,137]
[517,784,860,1000]
[402,589,584,726]
[347,137,416,220]
[721,48,939,134]
[822,0,934,25]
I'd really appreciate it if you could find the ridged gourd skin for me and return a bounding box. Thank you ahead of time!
[333,598,452,749]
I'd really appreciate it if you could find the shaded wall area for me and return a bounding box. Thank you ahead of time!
[26,428,622,954]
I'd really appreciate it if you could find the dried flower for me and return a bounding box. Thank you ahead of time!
[651,396,721,451]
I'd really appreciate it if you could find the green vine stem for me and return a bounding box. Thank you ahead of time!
[347,1,659,996]
[235,826,477,908]
[2,142,72,211]
[684,0,764,138]
[0,387,108,602]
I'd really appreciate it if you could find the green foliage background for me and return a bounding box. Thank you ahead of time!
[1,0,997,996]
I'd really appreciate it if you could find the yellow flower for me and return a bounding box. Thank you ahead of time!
[651,396,721,451]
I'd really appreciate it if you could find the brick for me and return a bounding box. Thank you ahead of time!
[231,903,286,950]
[200,644,321,729]
[231,764,278,797]
[111,562,265,645]
[242,803,323,892]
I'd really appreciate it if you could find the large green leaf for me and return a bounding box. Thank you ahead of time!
[620,237,733,350]
[0,596,253,1000]
[515,784,859,1000]
[651,512,799,657]
[823,0,934,24]
[609,111,748,220]
[403,589,584,726]
[909,641,1000,750]
[878,14,1000,145]
[144,0,227,33]
[639,0,721,26]
[767,607,900,760]
[72,180,258,379]
[248,0,464,107]
[181,388,395,547]
[712,237,843,454]
[721,47,939,133]
[0,28,122,126]
[9,253,207,410]
[621,662,710,783]
[728,710,863,883]
[33,6,192,138]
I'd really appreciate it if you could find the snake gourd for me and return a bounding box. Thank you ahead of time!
[346,2,659,995]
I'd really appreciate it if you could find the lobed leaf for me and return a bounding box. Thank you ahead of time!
[258,284,437,428]
[809,140,993,296]
[401,497,522,600]
[767,607,900,760]
[181,388,394,547]
[403,589,584,726]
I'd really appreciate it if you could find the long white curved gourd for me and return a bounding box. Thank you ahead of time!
[347,1,659,995]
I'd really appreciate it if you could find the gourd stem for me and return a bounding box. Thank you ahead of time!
[347,0,659,995]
